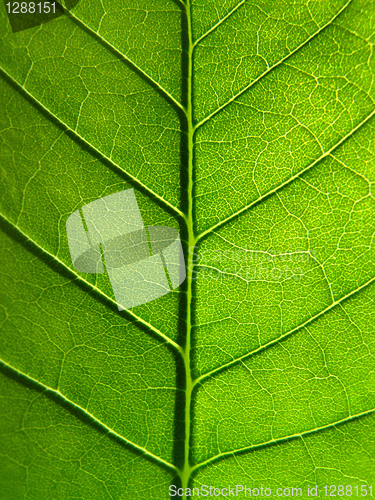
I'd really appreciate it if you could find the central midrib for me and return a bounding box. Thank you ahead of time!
[181,0,196,494]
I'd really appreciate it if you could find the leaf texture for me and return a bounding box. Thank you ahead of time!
[0,0,374,498]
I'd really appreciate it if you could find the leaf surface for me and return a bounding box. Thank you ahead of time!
[0,0,374,498]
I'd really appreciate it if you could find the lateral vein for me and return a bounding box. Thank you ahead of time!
[0,357,180,474]
[57,1,185,113]
[196,107,375,242]
[0,212,184,355]
[0,67,185,221]
[193,0,245,48]
[193,276,375,387]
[194,0,353,130]
[192,407,375,473]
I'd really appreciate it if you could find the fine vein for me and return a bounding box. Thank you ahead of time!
[193,276,375,387]
[196,107,375,242]
[0,67,185,221]
[192,407,375,473]
[0,357,179,474]
[0,212,184,355]
[194,0,353,130]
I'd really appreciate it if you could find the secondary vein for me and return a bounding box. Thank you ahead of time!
[0,67,185,221]
[58,1,185,114]
[194,0,354,131]
[193,0,245,48]
[196,107,375,243]
[0,357,180,474]
[193,276,375,387]
[191,406,375,473]
[0,212,184,355]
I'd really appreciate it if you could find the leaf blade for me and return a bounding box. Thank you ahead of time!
[0,0,374,497]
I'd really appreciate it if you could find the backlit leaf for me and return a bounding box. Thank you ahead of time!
[0,0,374,498]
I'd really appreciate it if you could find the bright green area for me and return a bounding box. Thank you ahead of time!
[0,0,374,499]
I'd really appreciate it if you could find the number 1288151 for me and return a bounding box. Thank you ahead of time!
[323,485,372,497]
[6,2,56,14]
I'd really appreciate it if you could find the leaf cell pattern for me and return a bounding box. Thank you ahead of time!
[0,0,374,498]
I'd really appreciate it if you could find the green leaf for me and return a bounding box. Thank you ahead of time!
[0,0,374,498]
